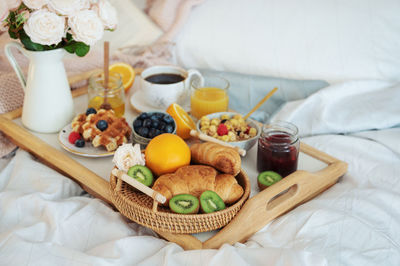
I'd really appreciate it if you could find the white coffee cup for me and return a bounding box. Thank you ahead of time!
[140,65,203,109]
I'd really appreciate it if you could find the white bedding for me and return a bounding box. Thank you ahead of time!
[1,80,400,265]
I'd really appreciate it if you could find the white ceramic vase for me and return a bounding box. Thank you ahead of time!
[5,42,74,133]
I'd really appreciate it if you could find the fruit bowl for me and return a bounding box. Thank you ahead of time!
[196,111,261,152]
[132,111,176,148]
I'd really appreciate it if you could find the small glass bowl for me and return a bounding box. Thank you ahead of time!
[132,111,177,148]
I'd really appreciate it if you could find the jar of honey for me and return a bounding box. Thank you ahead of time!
[257,121,300,177]
[88,72,125,117]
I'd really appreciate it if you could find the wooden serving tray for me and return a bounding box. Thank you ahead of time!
[0,73,347,250]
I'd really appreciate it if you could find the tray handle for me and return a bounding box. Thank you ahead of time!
[203,144,347,249]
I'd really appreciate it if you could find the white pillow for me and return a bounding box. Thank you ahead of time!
[100,0,162,52]
[173,0,400,84]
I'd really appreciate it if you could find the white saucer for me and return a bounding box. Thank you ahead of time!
[130,88,190,113]
[58,124,115,158]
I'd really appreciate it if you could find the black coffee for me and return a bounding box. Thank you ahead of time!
[145,73,185,84]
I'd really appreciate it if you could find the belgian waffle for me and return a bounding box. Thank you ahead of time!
[71,109,131,152]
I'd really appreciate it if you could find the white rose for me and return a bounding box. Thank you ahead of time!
[68,10,103,46]
[23,10,65,46]
[22,0,48,9]
[48,0,88,16]
[5,0,21,10]
[93,0,117,30]
[112,143,145,172]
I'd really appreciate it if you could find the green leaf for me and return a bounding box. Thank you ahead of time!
[64,44,75,54]
[66,33,73,42]
[19,31,44,51]
[8,27,17,39]
[74,42,90,57]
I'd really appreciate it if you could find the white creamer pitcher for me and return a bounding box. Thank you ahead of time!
[5,42,74,133]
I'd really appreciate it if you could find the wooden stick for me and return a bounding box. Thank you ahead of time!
[243,87,278,120]
[104,41,109,89]
[190,130,246,156]
[111,169,166,204]
[100,41,111,110]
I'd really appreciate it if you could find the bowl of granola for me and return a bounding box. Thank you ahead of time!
[196,112,261,152]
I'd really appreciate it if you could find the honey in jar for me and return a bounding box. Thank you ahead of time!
[88,72,125,117]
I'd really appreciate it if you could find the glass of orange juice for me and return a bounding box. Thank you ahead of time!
[88,72,125,117]
[190,74,229,119]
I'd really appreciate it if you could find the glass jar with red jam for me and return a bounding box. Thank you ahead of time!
[257,121,300,177]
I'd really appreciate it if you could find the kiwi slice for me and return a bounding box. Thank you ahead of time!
[200,190,225,213]
[169,194,199,214]
[257,171,282,191]
[127,165,154,187]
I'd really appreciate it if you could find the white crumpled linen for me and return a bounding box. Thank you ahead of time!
[1,80,400,265]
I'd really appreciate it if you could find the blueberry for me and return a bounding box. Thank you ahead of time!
[96,120,108,131]
[154,129,162,136]
[151,120,160,129]
[143,118,152,128]
[163,114,174,124]
[86,107,97,115]
[138,127,149,138]
[155,112,164,119]
[150,114,158,122]
[138,112,149,120]
[75,138,85,148]
[165,124,174,133]
[133,119,142,130]
[148,128,157,139]
[158,121,166,130]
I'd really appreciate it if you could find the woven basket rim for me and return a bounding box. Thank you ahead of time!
[109,167,251,232]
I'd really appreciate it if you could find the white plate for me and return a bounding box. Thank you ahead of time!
[130,88,190,113]
[58,124,115,157]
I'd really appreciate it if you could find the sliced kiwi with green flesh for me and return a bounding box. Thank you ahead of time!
[200,190,225,213]
[127,165,154,187]
[257,171,282,191]
[169,194,199,214]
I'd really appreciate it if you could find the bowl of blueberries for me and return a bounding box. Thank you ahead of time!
[132,111,176,147]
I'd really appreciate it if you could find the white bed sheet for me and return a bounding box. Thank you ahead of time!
[1,80,400,266]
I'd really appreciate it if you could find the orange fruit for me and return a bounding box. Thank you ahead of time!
[145,133,191,176]
[166,103,196,140]
[109,62,135,92]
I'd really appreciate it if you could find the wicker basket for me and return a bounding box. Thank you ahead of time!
[109,169,251,234]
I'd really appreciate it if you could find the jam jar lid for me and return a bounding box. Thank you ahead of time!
[260,120,299,146]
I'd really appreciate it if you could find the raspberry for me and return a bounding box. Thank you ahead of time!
[68,131,81,144]
[217,124,228,136]
[245,125,251,134]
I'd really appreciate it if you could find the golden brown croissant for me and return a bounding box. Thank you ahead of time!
[190,142,241,176]
[152,165,244,206]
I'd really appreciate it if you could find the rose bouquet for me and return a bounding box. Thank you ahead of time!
[0,0,117,57]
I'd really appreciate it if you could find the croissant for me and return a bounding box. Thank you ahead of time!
[190,142,241,176]
[152,165,244,206]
